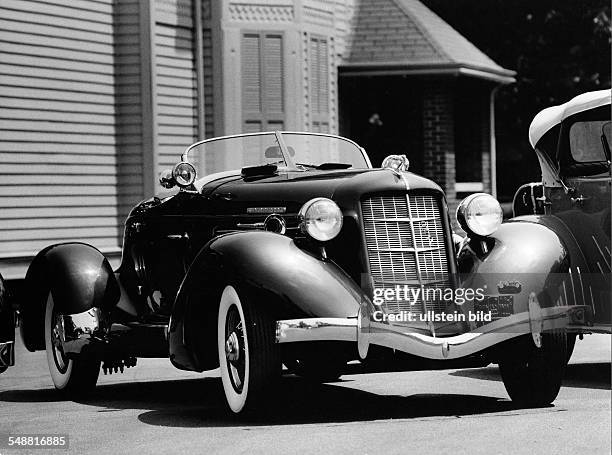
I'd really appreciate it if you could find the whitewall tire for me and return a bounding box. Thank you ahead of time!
[217,285,280,414]
[44,292,100,395]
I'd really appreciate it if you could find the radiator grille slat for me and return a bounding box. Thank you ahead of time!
[362,194,451,318]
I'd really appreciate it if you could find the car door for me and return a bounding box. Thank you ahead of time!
[549,118,611,327]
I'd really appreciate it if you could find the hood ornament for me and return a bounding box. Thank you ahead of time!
[381,154,410,173]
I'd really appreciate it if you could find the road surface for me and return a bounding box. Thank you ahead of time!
[1,331,610,455]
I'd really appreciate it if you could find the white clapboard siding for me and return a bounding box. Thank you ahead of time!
[115,0,144,227]
[155,0,198,174]
[0,0,138,273]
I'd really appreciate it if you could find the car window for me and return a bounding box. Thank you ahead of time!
[569,120,609,162]
[281,133,368,168]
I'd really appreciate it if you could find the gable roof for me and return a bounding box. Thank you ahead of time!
[341,0,516,84]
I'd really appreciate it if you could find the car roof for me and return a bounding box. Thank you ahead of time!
[528,89,611,148]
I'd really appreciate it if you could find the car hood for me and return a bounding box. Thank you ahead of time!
[203,168,444,214]
[132,168,445,219]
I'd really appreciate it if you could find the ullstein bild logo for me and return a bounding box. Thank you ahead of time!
[372,310,493,323]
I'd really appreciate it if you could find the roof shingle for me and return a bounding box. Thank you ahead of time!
[342,0,515,83]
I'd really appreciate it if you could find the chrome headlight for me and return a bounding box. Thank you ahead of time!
[456,193,503,237]
[299,198,343,241]
[172,162,196,187]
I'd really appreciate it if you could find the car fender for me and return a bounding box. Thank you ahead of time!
[457,216,588,315]
[0,273,14,344]
[20,243,120,351]
[169,231,368,371]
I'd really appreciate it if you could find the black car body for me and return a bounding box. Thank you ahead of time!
[10,129,598,413]
[0,272,15,373]
[513,90,611,335]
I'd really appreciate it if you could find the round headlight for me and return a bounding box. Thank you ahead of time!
[456,193,503,237]
[172,162,196,187]
[299,198,343,241]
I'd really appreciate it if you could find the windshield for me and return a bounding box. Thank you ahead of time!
[183,132,369,177]
[281,133,369,168]
[569,120,611,162]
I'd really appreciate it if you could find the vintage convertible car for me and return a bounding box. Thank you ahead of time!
[12,129,598,413]
[513,89,611,350]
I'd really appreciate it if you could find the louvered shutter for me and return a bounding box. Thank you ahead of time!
[241,32,284,132]
[310,36,329,133]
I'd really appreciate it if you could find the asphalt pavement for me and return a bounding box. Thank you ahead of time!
[0,330,610,455]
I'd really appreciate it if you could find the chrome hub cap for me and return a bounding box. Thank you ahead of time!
[224,305,246,393]
[225,332,240,362]
[51,313,68,373]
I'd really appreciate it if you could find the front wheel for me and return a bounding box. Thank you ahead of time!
[217,285,281,414]
[45,292,100,396]
[498,331,567,406]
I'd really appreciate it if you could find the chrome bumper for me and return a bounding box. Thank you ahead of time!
[0,340,15,369]
[275,304,589,360]
[60,307,106,355]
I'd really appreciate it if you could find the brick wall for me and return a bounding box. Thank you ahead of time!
[479,90,492,194]
[422,79,456,203]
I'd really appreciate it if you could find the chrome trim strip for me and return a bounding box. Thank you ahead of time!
[275,318,358,343]
[372,217,437,222]
[567,323,612,334]
[592,235,611,270]
[405,193,432,335]
[0,341,15,368]
[236,222,265,230]
[369,246,444,253]
[247,207,287,214]
[275,305,589,360]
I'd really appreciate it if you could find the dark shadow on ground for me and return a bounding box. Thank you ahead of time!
[450,363,611,390]
[0,374,547,428]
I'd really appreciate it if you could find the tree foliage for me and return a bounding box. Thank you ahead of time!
[423,0,611,199]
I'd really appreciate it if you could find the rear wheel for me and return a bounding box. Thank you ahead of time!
[217,285,280,414]
[45,292,100,396]
[498,331,567,406]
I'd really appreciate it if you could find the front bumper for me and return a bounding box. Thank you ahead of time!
[276,304,590,360]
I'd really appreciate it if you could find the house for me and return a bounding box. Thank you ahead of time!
[0,0,514,278]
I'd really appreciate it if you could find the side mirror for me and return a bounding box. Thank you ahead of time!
[159,169,176,189]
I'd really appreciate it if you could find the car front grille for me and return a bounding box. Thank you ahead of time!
[361,194,451,317]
